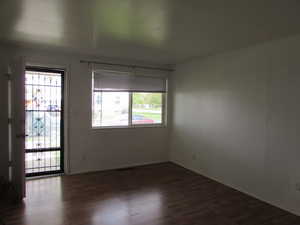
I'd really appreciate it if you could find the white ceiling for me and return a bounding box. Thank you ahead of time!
[1,0,300,64]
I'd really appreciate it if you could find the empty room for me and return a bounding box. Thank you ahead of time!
[0,0,300,224]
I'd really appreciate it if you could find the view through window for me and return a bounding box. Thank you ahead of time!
[93,92,129,127]
[132,93,162,124]
[92,70,167,128]
[92,92,164,127]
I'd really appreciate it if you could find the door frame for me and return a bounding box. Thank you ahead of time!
[11,57,26,199]
[25,66,65,177]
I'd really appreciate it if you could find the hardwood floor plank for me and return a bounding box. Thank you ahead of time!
[0,163,299,225]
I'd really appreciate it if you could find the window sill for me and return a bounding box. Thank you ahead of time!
[91,124,166,130]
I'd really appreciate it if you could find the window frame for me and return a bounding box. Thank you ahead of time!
[91,73,167,129]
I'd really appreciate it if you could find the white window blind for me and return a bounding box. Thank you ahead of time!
[93,70,167,92]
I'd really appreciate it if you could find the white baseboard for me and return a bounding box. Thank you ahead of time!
[68,160,169,176]
[171,159,300,216]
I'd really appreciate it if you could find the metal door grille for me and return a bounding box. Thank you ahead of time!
[25,67,64,177]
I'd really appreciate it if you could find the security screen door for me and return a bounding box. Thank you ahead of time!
[25,67,64,177]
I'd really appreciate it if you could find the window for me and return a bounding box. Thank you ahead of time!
[132,92,163,124]
[92,70,167,128]
[93,92,129,127]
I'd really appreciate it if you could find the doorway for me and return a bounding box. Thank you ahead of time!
[25,67,64,177]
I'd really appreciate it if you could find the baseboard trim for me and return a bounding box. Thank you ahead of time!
[68,160,169,176]
[171,160,300,216]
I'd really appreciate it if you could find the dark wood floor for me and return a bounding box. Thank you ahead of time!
[0,163,299,225]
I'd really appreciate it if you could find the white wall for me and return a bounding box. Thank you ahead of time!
[0,45,169,179]
[170,34,300,216]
